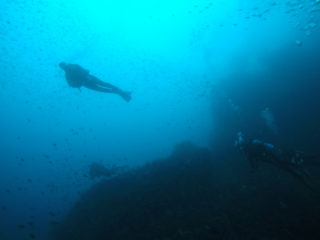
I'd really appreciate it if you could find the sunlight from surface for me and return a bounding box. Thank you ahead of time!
[68,0,240,52]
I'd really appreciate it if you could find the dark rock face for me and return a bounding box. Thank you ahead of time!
[52,142,223,240]
[52,142,320,240]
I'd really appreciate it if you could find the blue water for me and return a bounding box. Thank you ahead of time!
[1,1,320,239]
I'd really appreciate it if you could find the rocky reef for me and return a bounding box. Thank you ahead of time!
[52,141,320,240]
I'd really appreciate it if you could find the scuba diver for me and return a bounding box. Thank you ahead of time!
[235,132,318,190]
[59,62,131,102]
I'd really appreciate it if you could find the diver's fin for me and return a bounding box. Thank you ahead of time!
[120,91,131,102]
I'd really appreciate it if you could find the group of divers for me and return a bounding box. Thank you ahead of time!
[59,62,319,191]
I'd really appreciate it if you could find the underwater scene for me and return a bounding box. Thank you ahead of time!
[1,0,320,239]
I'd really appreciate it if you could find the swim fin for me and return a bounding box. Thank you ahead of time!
[120,91,132,102]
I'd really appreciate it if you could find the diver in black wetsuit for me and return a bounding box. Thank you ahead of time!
[235,132,319,190]
[59,62,131,102]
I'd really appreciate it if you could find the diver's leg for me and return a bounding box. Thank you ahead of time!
[84,81,114,93]
[98,81,121,91]
[84,76,132,102]
[89,75,131,101]
[290,167,315,190]
[88,75,121,93]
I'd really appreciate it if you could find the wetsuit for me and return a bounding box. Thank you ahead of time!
[235,132,317,190]
[59,62,131,102]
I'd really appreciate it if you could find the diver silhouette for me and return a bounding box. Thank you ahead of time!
[59,62,131,102]
[235,132,319,190]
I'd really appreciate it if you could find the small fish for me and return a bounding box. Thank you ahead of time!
[16,225,25,229]
[27,221,33,226]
